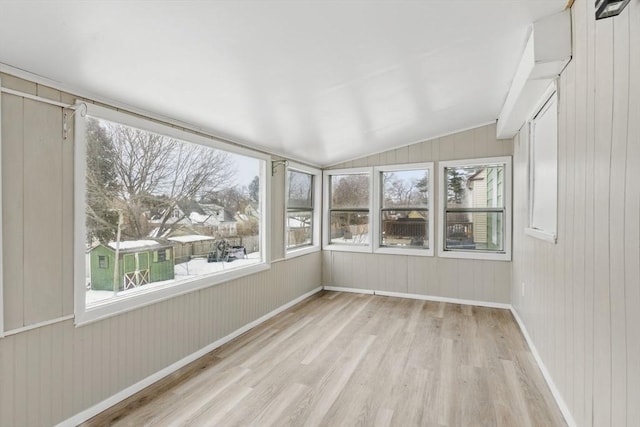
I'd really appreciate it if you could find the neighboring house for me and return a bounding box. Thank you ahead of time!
[146,200,239,238]
[468,168,488,246]
[89,240,175,291]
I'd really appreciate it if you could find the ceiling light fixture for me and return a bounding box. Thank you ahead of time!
[595,0,631,19]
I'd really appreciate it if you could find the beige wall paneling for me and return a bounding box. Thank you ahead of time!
[394,145,409,164]
[609,7,631,427]
[625,1,640,422]
[511,1,640,426]
[1,92,24,330]
[453,128,476,159]
[0,73,37,95]
[23,99,64,324]
[271,158,285,261]
[592,15,614,427]
[569,2,588,424]
[0,333,15,423]
[438,134,456,160]
[582,0,597,422]
[406,255,438,295]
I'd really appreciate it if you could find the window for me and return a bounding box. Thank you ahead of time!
[438,157,511,261]
[323,168,372,252]
[75,103,270,325]
[526,87,558,243]
[374,163,434,256]
[154,249,170,263]
[285,162,321,257]
[98,255,108,269]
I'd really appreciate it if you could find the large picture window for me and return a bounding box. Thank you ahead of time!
[75,103,269,325]
[323,168,372,251]
[438,157,511,261]
[374,163,434,256]
[286,162,321,256]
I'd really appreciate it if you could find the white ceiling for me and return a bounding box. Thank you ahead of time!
[0,0,566,167]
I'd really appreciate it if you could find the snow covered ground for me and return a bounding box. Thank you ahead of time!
[86,252,261,305]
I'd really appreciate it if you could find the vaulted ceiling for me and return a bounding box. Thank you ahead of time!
[0,0,567,166]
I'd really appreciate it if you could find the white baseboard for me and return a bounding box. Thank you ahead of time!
[323,286,374,295]
[510,307,577,427]
[57,286,323,427]
[323,286,511,309]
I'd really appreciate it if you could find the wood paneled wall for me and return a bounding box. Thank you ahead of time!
[0,73,321,426]
[511,1,640,426]
[325,123,513,304]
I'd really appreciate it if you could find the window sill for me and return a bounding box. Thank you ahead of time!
[374,247,434,257]
[437,249,511,261]
[285,245,321,259]
[525,227,557,243]
[322,244,372,254]
[75,262,270,326]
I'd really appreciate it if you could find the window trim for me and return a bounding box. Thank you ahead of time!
[437,156,512,261]
[373,162,434,256]
[74,103,271,326]
[0,81,4,338]
[525,83,558,243]
[322,167,373,253]
[285,161,321,258]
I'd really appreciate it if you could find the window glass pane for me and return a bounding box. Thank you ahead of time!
[445,164,504,209]
[287,211,312,248]
[382,170,429,209]
[329,211,369,245]
[84,116,263,306]
[288,170,313,209]
[381,210,429,248]
[445,211,504,251]
[330,174,369,209]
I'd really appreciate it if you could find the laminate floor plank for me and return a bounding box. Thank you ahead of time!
[84,291,567,427]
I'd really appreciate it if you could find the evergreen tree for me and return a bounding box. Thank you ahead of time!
[85,118,120,244]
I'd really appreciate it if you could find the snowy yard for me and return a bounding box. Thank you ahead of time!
[86,252,261,305]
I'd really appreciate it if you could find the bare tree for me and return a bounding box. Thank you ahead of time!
[331,174,369,208]
[86,119,234,241]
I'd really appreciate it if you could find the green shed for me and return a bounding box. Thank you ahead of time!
[89,240,175,291]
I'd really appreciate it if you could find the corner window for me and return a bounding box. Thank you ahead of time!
[438,157,511,261]
[75,103,270,325]
[285,162,321,257]
[526,88,558,243]
[374,163,434,256]
[323,167,372,252]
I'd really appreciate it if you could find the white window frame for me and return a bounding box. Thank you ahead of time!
[438,156,512,261]
[74,103,271,326]
[0,80,4,337]
[525,84,558,243]
[285,161,321,258]
[373,163,434,256]
[322,167,373,253]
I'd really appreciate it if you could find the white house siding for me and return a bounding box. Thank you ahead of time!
[0,73,321,426]
[511,1,640,426]
[325,123,513,303]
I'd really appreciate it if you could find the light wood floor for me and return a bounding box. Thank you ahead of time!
[84,291,567,427]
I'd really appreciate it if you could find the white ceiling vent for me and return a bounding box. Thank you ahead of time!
[496,9,571,139]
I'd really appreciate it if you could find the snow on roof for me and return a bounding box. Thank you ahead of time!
[167,235,215,243]
[189,212,219,225]
[108,240,160,250]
